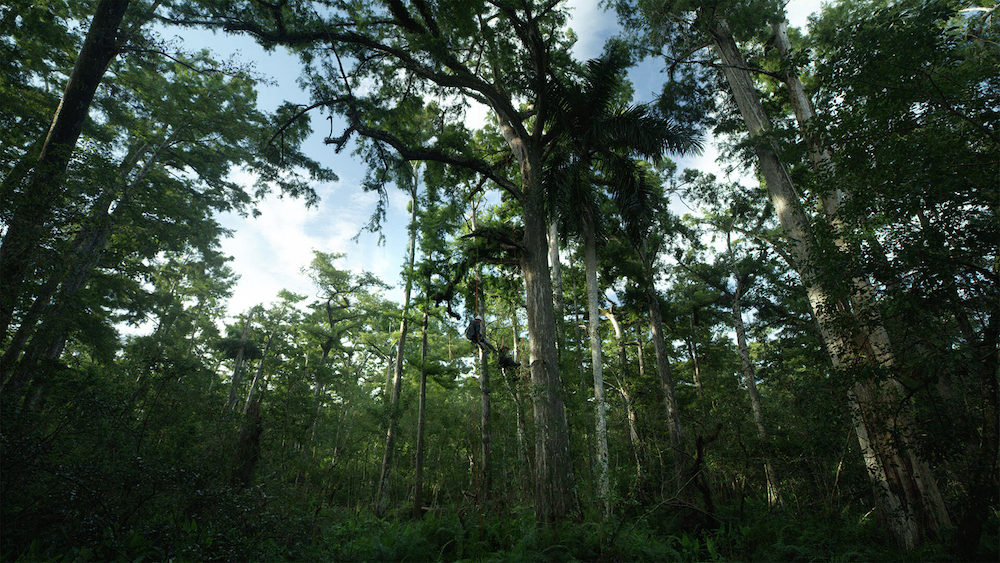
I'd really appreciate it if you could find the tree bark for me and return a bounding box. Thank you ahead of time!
[500,116,574,523]
[685,316,704,399]
[710,17,948,547]
[731,270,783,507]
[226,309,255,412]
[0,0,130,339]
[645,283,686,492]
[511,310,531,495]
[603,308,643,484]
[243,329,274,415]
[471,206,492,503]
[375,183,419,518]
[413,291,429,519]
[582,216,610,516]
[549,220,565,359]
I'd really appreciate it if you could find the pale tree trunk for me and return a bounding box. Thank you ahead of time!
[582,217,610,517]
[226,309,256,412]
[511,310,531,498]
[731,270,783,507]
[243,329,274,415]
[635,322,646,380]
[470,207,492,503]
[499,116,574,522]
[413,291,430,519]
[5,130,179,386]
[549,221,565,358]
[375,183,419,518]
[686,314,704,399]
[602,308,642,484]
[776,16,951,539]
[710,17,949,547]
[772,20,898,371]
[635,246,686,492]
[0,0,130,339]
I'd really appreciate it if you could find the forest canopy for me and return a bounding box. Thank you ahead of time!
[1,0,997,560]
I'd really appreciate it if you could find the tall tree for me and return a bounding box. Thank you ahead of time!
[547,48,700,511]
[166,0,587,522]
[617,0,956,546]
[0,0,132,338]
[376,164,421,517]
[1,47,329,396]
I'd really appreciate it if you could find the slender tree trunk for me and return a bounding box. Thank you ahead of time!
[471,207,492,503]
[511,310,531,499]
[709,17,948,547]
[602,308,643,484]
[376,183,419,517]
[413,291,430,519]
[635,322,645,380]
[685,321,704,399]
[582,217,610,517]
[226,309,255,412]
[644,282,686,492]
[731,272,783,507]
[549,221,565,359]
[0,0,130,338]
[243,329,274,415]
[6,132,175,384]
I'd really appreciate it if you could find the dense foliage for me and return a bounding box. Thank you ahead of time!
[2,0,996,560]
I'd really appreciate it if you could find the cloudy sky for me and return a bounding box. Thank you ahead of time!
[171,0,825,319]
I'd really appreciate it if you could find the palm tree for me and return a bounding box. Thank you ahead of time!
[543,48,701,513]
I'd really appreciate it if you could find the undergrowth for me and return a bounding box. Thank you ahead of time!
[8,495,993,561]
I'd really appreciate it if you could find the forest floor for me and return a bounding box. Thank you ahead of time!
[14,497,990,562]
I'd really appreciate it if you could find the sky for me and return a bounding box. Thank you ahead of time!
[167,0,826,320]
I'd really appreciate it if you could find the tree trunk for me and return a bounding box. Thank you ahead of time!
[645,283,686,492]
[549,221,565,359]
[472,207,492,503]
[243,329,274,415]
[499,116,574,523]
[508,310,531,501]
[0,0,130,339]
[685,321,704,399]
[375,183,419,517]
[413,292,429,519]
[602,308,643,484]
[226,309,255,412]
[635,322,645,380]
[710,17,948,547]
[732,271,783,507]
[582,216,610,517]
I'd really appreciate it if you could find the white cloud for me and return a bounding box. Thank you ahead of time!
[218,174,407,316]
[465,100,491,130]
[565,0,620,62]
[786,0,825,31]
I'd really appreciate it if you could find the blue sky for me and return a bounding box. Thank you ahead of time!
[167,1,825,318]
